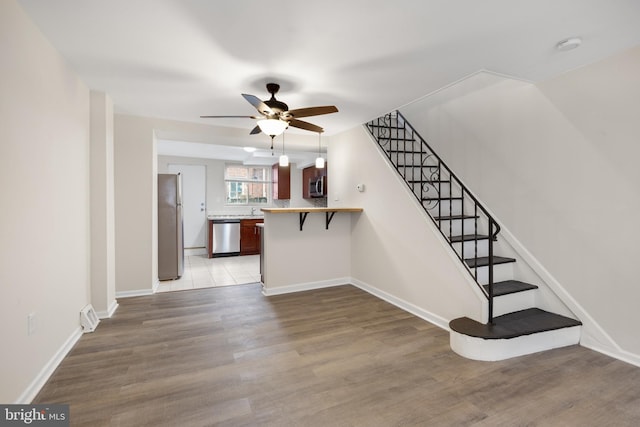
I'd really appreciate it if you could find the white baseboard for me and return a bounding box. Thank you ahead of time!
[261,276,450,332]
[262,277,349,296]
[116,288,154,298]
[16,327,83,404]
[185,247,207,256]
[152,278,160,293]
[581,338,640,369]
[96,299,119,319]
[350,278,450,331]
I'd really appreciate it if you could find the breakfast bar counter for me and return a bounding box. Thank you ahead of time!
[260,207,363,295]
[261,207,363,231]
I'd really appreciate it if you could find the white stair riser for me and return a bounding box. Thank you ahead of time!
[432,218,480,236]
[452,240,490,258]
[376,128,409,140]
[424,199,462,216]
[393,153,437,164]
[492,290,536,317]
[471,262,514,285]
[399,168,443,184]
[409,182,452,198]
[449,326,581,361]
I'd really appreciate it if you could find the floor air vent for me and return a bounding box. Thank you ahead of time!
[80,304,99,333]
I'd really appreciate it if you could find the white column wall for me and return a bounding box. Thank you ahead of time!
[114,116,157,294]
[262,212,352,294]
[90,92,117,316]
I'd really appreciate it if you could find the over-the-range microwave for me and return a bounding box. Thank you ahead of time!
[309,176,326,198]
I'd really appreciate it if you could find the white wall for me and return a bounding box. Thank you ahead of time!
[401,46,640,360]
[329,127,484,328]
[0,0,91,403]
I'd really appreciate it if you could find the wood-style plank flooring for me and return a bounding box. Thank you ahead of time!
[35,284,640,426]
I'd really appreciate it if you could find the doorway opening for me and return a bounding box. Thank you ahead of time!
[168,164,207,254]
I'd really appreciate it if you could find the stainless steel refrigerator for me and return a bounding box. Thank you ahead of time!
[158,173,184,280]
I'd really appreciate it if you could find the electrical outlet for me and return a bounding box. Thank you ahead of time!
[27,313,36,336]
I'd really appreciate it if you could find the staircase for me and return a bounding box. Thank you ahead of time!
[365,111,581,361]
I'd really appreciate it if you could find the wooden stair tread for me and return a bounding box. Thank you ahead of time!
[423,196,462,201]
[483,280,539,296]
[450,234,489,243]
[367,124,404,130]
[407,180,450,184]
[465,256,515,268]
[433,214,478,221]
[449,308,582,340]
[388,149,424,153]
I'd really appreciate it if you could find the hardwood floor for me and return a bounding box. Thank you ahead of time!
[35,284,640,426]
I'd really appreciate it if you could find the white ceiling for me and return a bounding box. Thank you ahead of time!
[17,0,640,153]
[157,139,321,167]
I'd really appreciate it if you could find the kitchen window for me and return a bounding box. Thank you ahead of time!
[224,164,271,205]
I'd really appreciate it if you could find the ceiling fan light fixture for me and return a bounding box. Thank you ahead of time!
[257,119,288,136]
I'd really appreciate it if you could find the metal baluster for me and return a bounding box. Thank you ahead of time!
[474,204,478,281]
[460,187,465,261]
[473,203,478,280]
[438,160,442,230]
[488,220,494,324]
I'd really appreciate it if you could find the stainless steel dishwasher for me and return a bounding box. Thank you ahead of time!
[211,219,240,256]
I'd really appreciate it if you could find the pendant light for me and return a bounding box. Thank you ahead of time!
[315,131,325,168]
[279,131,289,167]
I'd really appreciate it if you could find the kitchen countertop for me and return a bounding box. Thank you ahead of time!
[207,215,264,220]
[261,207,363,230]
[261,207,363,213]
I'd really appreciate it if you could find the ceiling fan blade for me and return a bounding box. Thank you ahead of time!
[249,125,262,135]
[200,115,259,118]
[242,94,274,116]
[288,119,324,133]
[285,105,338,119]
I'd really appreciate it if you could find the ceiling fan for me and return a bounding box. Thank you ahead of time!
[200,83,338,137]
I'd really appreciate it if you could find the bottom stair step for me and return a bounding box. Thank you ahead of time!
[449,308,581,339]
[449,308,582,361]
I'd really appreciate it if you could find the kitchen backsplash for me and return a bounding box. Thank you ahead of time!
[311,197,328,207]
[207,197,327,217]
